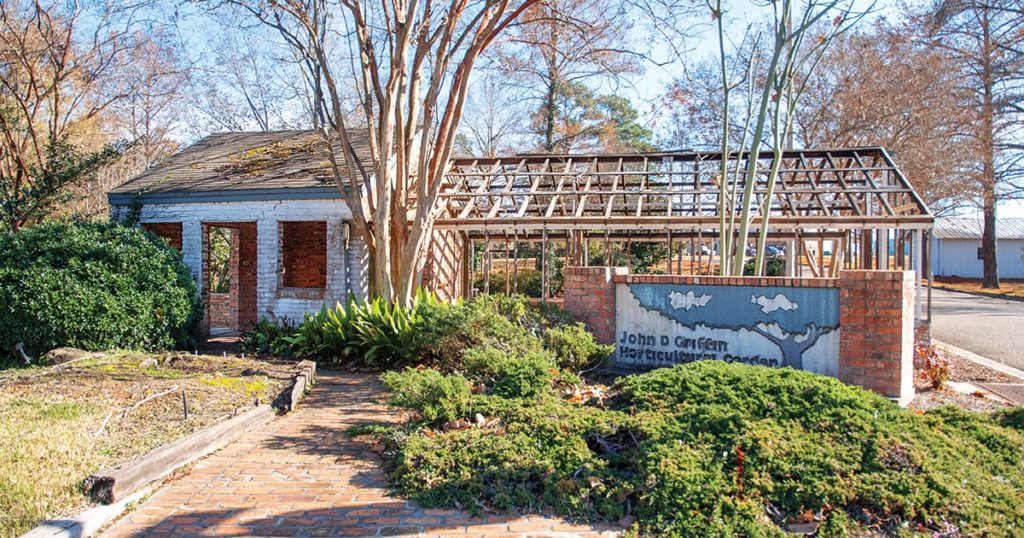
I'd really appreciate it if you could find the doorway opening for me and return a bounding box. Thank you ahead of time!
[202,222,257,337]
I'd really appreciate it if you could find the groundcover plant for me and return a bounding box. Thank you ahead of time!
[370,353,1024,537]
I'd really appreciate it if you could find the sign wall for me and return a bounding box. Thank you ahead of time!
[615,282,841,376]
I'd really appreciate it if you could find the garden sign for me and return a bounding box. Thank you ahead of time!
[615,282,841,376]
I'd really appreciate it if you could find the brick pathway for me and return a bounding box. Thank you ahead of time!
[102,372,621,537]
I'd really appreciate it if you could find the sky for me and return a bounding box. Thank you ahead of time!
[621,0,1024,218]
[162,0,1022,218]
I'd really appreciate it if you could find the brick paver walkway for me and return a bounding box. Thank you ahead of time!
[102,372,621,537]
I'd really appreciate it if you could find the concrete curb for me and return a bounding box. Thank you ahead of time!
[934,340,1024,382]
[20,487,154,538]
[931,284,1024,303]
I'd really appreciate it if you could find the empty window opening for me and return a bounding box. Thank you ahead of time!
[280,221,327,289]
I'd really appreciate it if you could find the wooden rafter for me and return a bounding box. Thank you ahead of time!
[437,147,933,239]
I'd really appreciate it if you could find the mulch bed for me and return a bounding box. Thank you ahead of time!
[910,352,1022,412]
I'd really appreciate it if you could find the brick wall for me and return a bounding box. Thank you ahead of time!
[280,221,328,289]
[236,223,258,329]
[141,222,182,251]
[614,274,836,288]
[838,270,915,405]
[130,199,368,326]
[208,228,240,330]
[563,267,628,344]
[208,293,235,328]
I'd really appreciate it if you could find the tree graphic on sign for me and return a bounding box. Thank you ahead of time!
[629,285,840,369]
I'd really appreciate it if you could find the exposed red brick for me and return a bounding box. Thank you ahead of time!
[202,222,258,333]
[562,267,628,345]
[141,222,182,251]
[279,221,327,289]
[838,270,915,402]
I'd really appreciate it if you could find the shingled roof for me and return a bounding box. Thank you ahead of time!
[108,130,372,205]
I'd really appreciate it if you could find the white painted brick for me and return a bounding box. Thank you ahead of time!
[134,199,368,325]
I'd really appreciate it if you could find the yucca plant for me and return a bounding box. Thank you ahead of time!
[346,289,443,366]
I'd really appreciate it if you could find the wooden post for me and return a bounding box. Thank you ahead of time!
[504,238,510,295]
[667,231,673,275]
[913,229,923,319]
[541,228,549,303]
[512,232,519,293]
[461,235,472,299]
[483,232,491,295]
[583,231,589,267]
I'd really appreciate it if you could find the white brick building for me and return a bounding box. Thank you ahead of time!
[109,131,374,333]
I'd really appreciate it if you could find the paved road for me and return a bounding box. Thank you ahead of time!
[929,288,1024,370]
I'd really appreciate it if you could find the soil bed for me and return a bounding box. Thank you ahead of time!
[0,352,295,537]
[911,350,1021,412]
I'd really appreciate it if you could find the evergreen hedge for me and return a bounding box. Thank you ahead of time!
[0,221,200,364]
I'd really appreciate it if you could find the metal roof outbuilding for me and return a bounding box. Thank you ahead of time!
[933,217,1024,240]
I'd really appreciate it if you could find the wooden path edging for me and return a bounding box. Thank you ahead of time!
[20,486,154,538]
[286,359,317,411]
[82,404,275,504]
[22,360,320,538]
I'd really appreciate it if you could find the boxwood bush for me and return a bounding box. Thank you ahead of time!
[0,221,200,364]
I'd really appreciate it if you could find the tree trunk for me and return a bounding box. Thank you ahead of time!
[980,12,1000,289]
[981,195,999,288]
[543,56,558,153]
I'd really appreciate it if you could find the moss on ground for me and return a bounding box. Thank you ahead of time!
[0,353,292,537]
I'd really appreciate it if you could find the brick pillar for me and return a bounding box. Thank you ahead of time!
[237,223,258,330]
[562,266,627,345]
[838,270,915,406]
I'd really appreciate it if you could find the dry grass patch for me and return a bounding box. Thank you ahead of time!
[0,352,295,537]
[933,277,1024,300]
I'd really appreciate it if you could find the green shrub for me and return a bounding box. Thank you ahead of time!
[474,268,544,297]
[406,296,546,370]
[245,292,596,377]
[463,347,555,399]
[382,368,473,423]
[278,289,443,367]
[379,361,1024,536]
[239,319,295,356]
[0,221,199,363]
[743,254,785,277]
[544,323,613,371]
